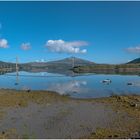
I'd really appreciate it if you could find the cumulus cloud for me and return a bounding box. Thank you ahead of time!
[0,39,8,48]
[126,46,140,53]
[47,80,87,95]
[35,59,46,62]
[45,39,88,54]
[21,43,31,51]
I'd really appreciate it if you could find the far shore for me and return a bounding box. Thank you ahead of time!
[73,64,140,76]
[0,89,139,139]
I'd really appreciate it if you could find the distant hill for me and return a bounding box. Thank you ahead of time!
[0,61,10,65]
[0,61,15,67]
[0,57,140,76]
[19,57,95,74]
[21,57,94,67]
[0,61,16,74]
[47,57,94,66]
[127,58,140,64]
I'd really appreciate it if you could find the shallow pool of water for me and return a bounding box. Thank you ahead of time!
[1,71,140,98]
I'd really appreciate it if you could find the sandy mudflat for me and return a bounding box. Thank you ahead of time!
[0,89,139,139]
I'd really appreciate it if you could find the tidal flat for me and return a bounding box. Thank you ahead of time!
[0,89,139,139]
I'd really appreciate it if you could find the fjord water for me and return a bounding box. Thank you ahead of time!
[1,71,140,98]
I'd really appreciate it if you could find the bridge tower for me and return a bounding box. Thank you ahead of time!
[16,56,19,76]
[15,56,19,85]
[72,56,75,68]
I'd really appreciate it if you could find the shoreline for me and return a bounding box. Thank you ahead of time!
[0,89,139,139]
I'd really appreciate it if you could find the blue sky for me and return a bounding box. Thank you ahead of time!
[0,1,140,64]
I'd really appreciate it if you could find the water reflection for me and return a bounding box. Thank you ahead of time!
[127,81,140,87]
[47,80,87,95]
[15,71,19,85]
[1,71,140,98]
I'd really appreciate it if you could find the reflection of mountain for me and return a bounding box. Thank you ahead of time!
[47,80,87,95]
[1,57,140,76]
[19,57,94,76]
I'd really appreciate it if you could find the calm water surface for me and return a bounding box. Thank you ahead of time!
[1,71,140,98]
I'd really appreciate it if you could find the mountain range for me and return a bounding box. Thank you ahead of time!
[19,57,94,74]
[0,57,139,75]
[0,57,139,68]
[127,57,140,64]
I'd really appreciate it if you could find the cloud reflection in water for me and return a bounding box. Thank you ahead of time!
[47,80,87,95]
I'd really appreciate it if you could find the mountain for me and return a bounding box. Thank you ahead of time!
[47,57,94,66]
[0,57,140,76]
[0,61,16,68]
[21,57,94,67]
[19,57,95,74]
[127,58,140,64]
[0,61,16,74]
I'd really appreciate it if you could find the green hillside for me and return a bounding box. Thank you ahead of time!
[19,57,94,72]
[127,58,140,64]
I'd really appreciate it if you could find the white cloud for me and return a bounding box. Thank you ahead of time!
[21,43,31,51]
[45,39,88,54]
[0,39,8,48]
[126,46,140,53]
[40,59,45,62]
[35,60,39,62]
[35,59,46,62]
[47,80,87,95]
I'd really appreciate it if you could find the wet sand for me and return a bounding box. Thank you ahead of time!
[0,89,139,139]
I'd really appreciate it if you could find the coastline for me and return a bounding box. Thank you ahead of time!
[0,89,139,139]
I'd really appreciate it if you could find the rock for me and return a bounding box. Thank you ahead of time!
[27,89,31,93]
[129,102,136,107]
[114,134,118,138]
[131,131,140,139]
[127,83,133,85]
[129,101,140,109]
[2,131,5,135]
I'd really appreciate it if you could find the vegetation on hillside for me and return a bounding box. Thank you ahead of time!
[127,58,140,64]
[73,63,140,75]
[0,57,140,75]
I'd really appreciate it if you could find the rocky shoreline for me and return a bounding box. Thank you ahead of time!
[0,89,139,139]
